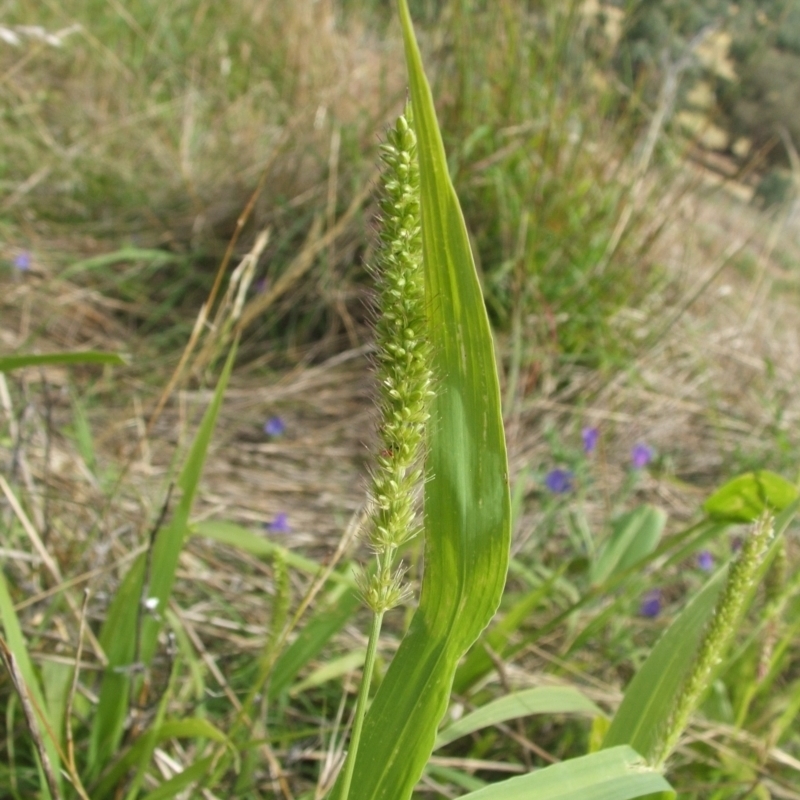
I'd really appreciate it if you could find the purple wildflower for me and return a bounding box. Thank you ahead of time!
[13,252,31,271]
[268,512,290,533]
[697,550,714,572]
[631,443,654,470]
[263,416,286,437]
[582,426,599,454]
[640,589,662,618]
[544,468,574,494]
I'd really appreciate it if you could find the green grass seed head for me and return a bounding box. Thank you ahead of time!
[362,104,431,612]
[655,513,776,768]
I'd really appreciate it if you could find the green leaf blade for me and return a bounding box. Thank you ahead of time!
[139,340,239,666]
[603,569,727,759]
[191,519,349,582]
[0,570,63,795]
[456,746,672,800]
[703,470,798,522]
[0,351,127,372]
[606,498,800,761]
[88,341,237,776]
[331,3,511,798]
[591,505,667,586]
[435,686,603,750]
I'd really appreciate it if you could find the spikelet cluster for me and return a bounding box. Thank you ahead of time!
[359,106,432,614]
[655,513,775,767]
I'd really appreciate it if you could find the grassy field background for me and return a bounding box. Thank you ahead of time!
[2,1,800,798]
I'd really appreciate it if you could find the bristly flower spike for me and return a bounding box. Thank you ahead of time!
[358,103,432,615]
[654,513,775,768]
[341,104,431,800]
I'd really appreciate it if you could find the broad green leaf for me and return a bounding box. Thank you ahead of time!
[330,2,511,797]
[435,686,603,749]
[590,505,666,586]
[0,570,63,795]
[290,649,366,696]
[0,351,127,372]
[88,341,238,777]
[602,568,727,759]
[703,471,798,523]
[455,746,672,800]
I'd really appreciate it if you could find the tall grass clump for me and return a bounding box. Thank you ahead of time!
[0,0,402,353]
[431,0,659,369]
[2,0,673,370]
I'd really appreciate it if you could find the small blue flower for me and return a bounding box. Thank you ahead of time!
[544,468,574,494]
[263,416,286,437]
[582,426,599,454]
[13,252,31,271]
[267,512,290,533]
[640,589,662,618]
[697,550,714,572]
[631,443,654,469]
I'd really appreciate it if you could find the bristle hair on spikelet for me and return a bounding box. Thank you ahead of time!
[362,103,431,613]
[339,104,431,800]
[654,513,775,768]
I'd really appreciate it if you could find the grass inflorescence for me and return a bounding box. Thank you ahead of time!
[360,107,431,613]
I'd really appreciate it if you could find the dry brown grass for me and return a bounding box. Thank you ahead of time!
[4,167,800,625]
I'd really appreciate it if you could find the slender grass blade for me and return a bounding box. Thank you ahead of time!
[454,746,672,800]
[0,571,63,796]
[88,341,237,776]
[435,686,602,750]
[0,351,127,372]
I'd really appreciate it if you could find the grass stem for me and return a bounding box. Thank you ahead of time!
[338,609,385,800]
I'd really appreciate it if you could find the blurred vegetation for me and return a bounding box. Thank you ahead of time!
[617,0,800,163]
[435,2,654,367]
[4,1,800,365]
[1,0,671,370]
